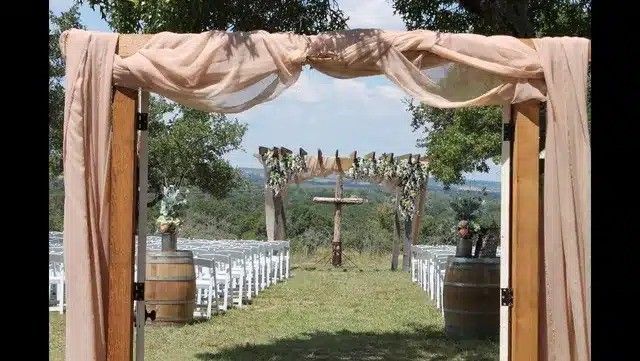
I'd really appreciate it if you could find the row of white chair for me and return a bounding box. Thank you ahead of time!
[143,238,291,319]
[49,233,291,320]
[410,244,501,316]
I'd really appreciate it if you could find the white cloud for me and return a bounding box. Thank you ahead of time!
[375,84,406,101]
[339,0,406,31]
[281,72,326,103]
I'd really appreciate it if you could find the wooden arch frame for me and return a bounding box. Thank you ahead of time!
[256,147,429,270]
[105,34,588,361]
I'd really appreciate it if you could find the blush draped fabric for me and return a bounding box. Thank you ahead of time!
[534,37,591,361]
[60,28,590,361]
[59,30,118,361]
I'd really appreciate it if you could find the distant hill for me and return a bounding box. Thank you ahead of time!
[238,167,500,196]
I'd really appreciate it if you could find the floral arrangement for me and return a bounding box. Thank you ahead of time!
[156,185,189,233]
[346,154,429,219]
[263,149,307,195]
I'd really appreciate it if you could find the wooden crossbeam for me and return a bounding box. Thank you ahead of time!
[312,197,365,204]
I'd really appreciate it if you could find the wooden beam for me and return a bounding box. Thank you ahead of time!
[258,146,269,156]
[312,197,365,204]
[510,99,541,361]
[107,86,137,361]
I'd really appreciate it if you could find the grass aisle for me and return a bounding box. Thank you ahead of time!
[49,259,498,360]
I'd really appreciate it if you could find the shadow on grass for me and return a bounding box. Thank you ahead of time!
[194,323,498,361]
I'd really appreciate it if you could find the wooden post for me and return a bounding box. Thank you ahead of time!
[391,203,402,271]
[401,155,414,272]
[107,86,137,361]
[263,168,286,241]
[332,153,343,267]
[510,100,541,361]
[274,191,286,240]
[499,105,512,361]
[134,89,149,361]
[410,179,428,245]
[402,213,412,272]
[261,149,287,241]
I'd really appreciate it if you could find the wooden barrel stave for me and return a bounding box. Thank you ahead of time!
[443,257,499,339]
[145,250,196,324]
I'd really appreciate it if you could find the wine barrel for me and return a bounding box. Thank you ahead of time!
[145,250,196,324]
[443,257,499,339]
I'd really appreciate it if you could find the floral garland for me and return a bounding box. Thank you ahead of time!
[346,155,428,219]
[263,149,307,195]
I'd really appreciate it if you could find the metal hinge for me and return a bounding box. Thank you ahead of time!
[501,287,513,307]
[133,282,145,301]
[137,112,148,131]
[503,122,514,142]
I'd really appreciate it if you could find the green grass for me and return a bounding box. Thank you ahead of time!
[49,254,498,360]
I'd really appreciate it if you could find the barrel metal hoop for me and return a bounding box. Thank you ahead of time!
[444,282,500,288]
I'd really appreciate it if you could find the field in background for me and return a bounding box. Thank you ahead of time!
[49,254,498,361]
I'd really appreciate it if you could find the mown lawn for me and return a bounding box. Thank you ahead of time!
[49,254,498,360]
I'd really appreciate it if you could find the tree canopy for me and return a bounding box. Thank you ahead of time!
[392,0,591,187]
[80,0,348,34]
[49,6,84,177]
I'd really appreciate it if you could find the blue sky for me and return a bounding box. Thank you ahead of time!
[50,0,501,182]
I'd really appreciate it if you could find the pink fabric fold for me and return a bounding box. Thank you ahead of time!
[59,29,118,361]
[534,37,591,361]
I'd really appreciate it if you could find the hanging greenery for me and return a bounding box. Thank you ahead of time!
[263,149,307,195]
[346,154,429,220]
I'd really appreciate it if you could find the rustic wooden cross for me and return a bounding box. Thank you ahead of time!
[312,150,365,267]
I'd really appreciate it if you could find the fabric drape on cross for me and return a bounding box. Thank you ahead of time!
[60,28,590,361]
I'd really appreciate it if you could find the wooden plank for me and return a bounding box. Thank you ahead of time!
[499,105,512,361]
[107,86,137,361]
[312,197,365,204]
[510,100,540,361]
